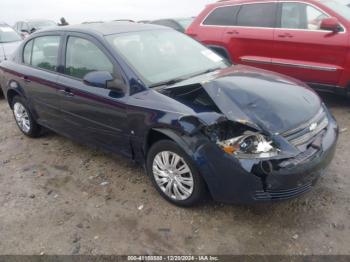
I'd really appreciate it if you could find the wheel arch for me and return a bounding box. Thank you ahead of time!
[7,89,22,109]
[144,128,192,157]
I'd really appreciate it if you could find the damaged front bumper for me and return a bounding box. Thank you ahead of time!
[192,115,338,204]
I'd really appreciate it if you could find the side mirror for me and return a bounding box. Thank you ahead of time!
[83,71,126,94]
[320,17,342,32]
[21,29,29,33]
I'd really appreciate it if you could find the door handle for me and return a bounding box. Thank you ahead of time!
[226,30,239,35]
[21,76,31,83]
[59,89,75,97]
[278,33,294,38]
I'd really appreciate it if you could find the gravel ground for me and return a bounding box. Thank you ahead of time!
[0,93,349,255]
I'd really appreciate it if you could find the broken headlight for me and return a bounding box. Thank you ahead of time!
[217,132,279,159]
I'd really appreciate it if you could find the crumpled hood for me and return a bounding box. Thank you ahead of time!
[0,41,21,61]
[202,65,322,134]
[164,65,322,135]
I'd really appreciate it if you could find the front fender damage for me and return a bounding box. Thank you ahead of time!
[177,112,300,180]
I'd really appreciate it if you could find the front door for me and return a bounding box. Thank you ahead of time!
[271,1,348,86]
[57,34,131,157]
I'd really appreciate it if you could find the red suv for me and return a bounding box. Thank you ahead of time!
[187,0,350,95]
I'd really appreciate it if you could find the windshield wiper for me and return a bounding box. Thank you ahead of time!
[189,67,222,78]
[149,67,222,88]
[149,77,188,88]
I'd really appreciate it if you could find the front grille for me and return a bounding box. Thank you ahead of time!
[282,108,329,146]
[278,146,319,168]
[254,182,312,201]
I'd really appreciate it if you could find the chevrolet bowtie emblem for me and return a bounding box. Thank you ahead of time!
[310,123,318,131]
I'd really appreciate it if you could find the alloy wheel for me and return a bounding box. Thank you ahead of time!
[13,102,31,133]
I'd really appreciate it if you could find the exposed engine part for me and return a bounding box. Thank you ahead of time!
[204,121,253,143]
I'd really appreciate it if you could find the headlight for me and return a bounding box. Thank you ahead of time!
[217,132,279,158]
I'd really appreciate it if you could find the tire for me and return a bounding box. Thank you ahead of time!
[12,96,41,138]
[146,140,207,207]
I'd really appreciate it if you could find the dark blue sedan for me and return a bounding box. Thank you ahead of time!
[0,22,338,206]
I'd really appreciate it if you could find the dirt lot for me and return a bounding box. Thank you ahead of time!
[0,93,349,255]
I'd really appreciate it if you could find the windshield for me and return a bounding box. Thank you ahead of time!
[106,30,228,86]
[323,0,350,20]
[177,18,194,29]
[29,20,57,30]
[0,25,21,43]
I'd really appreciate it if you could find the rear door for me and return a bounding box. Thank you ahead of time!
[271,1,348,86]
[190,5,240,59]
[21,34,63,129]
[57,33,131,156]
[223,2,278,68]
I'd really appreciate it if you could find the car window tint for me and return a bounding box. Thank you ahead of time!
[65,37,113,79]
[281,3,328,30]
[23,40,33,65]
[31,36,60,71]
[237,3,277,28]
[203,6,240,26]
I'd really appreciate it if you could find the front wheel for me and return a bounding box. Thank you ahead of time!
[12,96,41,138]
[146,140,207,207]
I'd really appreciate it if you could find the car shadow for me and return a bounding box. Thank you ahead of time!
[319,92,350,109]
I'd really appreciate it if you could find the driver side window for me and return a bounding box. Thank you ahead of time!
[281,2,328,30]
[65,36,114,79]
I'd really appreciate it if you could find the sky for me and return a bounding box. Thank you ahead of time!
[1,0,215,26]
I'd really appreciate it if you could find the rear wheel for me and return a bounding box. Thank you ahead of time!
[147,140,207,207]
[12,96,41,138]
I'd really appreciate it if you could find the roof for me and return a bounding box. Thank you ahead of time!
[39,22,167,36]
[213,0,318,6]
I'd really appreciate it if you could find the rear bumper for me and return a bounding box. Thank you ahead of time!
[195,115,338,204]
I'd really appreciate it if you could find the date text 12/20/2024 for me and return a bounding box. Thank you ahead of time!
[127,256,219,261]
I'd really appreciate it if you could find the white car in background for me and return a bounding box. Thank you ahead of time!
[0,23,22,96]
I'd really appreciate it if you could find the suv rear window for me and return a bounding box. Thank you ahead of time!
[203,6,240,26]
[237,3,277,28]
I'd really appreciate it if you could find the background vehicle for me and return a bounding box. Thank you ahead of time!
[150,17,195,33]
[0,23,338,206]
[187,0,350,95]
[338,0,350,7]
[0,23,22,97]
[13,19,57,38]
[113,19,135,23]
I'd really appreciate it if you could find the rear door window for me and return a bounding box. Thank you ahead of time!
[203,6,240,26]
[236,3,277,28]
[27,36,60,72]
